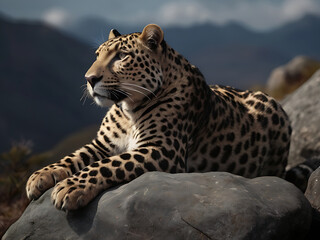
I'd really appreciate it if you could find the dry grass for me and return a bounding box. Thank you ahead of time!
[0,194,29,238]
[0,144,48,238]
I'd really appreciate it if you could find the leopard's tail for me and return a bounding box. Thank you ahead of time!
[285,156,320,192]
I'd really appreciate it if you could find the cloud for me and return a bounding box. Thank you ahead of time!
[155,1,213,26]
[5,0,319,31]
[151,0,320,30]
[282,0,320,20]
[42,8,70,27]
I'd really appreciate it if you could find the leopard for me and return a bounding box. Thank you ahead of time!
[26,24,292,211]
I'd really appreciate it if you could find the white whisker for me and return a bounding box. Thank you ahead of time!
[80,83,87,89]
[120,82,156,97]
[115,89,134,103]
[116,88,132,96]
[80,88,90,105]
[121,85,151,100]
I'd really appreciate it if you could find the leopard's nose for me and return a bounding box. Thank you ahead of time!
[85,75,103,88]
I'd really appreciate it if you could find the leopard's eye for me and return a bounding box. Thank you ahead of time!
[119,52,128,60]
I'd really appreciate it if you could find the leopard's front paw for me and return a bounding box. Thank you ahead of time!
[51,178,97,211]
[26,166,70,200]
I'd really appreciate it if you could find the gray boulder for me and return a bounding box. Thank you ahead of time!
[305,166,320,211]
[3,172,311,240]
[282,70,320,168]
[305,166,320,239]
[266,56,320,99]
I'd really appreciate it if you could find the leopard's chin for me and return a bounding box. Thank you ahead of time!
[94,95,114,107]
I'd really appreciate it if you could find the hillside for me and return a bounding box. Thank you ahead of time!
[65,14,320,88]
[164,22,288,88]
[0,16,105,152]
[266,14,320,57]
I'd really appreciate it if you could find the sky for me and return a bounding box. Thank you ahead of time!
[0,0,320,31]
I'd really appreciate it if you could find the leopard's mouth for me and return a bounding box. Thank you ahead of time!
[93,90,127,102]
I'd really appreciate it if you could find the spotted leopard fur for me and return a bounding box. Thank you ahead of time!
[26,24,292,210]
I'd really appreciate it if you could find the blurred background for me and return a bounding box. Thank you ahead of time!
[0,0,320,235]
[1,0,320,153]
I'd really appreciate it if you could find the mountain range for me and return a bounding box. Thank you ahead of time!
[0,16,105,152]
[65,14,320,88]
[0,14,319,153]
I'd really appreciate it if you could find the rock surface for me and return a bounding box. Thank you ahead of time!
[266,56,320,99]
[305,166,320,239]
[305,166,320,211]
[284,156,320,192]
[3,172,312,240]
[282,70,320,168]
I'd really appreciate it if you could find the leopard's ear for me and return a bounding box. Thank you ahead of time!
[139,24,163,50]
[108,29,121,40]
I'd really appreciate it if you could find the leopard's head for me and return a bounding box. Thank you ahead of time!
[85,24,165,107]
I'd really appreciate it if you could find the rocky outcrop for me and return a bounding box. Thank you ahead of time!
[282,70,320,168]
[3,172,312,240]
[281,70,320,240]
[267,56,320,99]
[305,166,320,211]
[304,166,320,239]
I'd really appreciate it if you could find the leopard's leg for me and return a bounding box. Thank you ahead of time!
[51,145,186,210]
[26,138,111,200]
